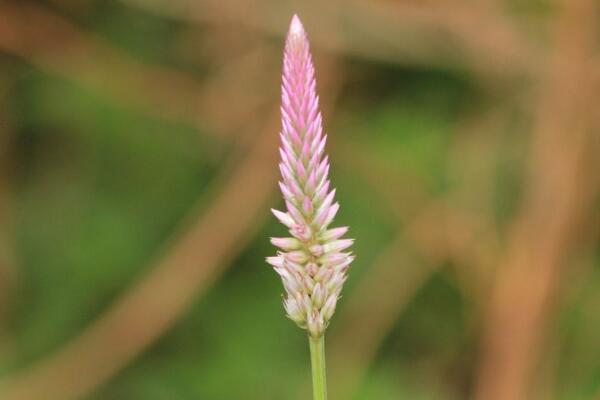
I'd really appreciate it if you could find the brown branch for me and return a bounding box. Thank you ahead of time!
[0,2,276,138]
[474,0,600,399]
[327,231,440,399]
[0,104,281,399]
[349,0,539,80]
[0,78,17,353]
[123,0,538,78]
[443,107,507,306]
[291,133,502,398]
[324,200,503,398]
[0,43,345,400]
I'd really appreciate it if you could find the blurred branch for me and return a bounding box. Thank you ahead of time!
[347,0,538,81]
[444,107,507,307]
[341,129,502,284]
[124,0,539,79]
[0,106,280,399]
[0,78,17,356]
[293,137,502,398]
[0,2,276,138]
[327,230,439,399]
[326,198,478,398]
[0,44,344,400]
[324,203,500,399]
[336,141,429,220]
[474,0,600,398]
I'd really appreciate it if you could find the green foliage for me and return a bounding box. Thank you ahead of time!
[2,4,598,400]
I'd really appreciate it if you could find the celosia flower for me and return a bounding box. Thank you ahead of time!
[267,15,354,338]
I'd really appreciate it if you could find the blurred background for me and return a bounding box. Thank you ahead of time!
[0,0,599,399]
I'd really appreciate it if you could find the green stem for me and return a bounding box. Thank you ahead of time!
[309,335,328,400]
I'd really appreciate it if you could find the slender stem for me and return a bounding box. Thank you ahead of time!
[309,334,328,400]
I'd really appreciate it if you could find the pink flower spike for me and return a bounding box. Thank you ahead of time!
[313,190,336,227]
[305,169,318,194]
[319,226,349,241]
[271,237,302,251]
[266,256,285,268]
[286,199,306,225]
[296,158,307,182]
[314,180,330,204]
[302,196,314,215]
[315,134,328,157]
[267,14,354,338]
[290,223,312,241]
[278,181,294,200]
[279,148,292,169]
[318,251,351,267]
[271,209,295,228]
[322,239,354,254]
[322,202,340,228]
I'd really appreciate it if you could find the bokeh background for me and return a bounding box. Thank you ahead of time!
[0,1,599,399]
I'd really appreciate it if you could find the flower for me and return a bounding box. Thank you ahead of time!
[267,15,354,338]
